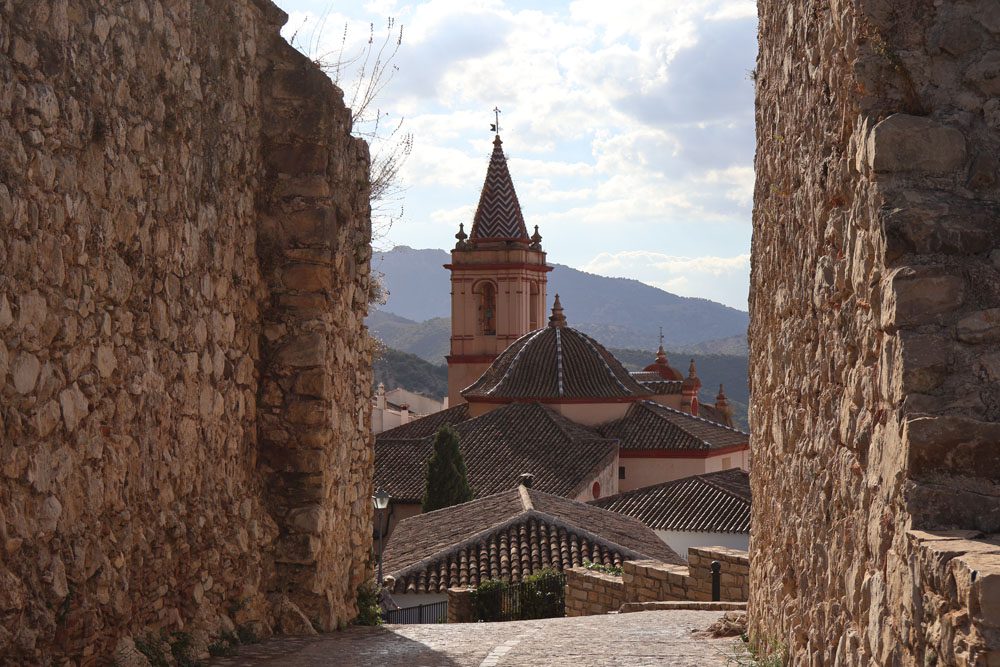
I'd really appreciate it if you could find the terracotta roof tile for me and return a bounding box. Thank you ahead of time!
[599,401,748,451]
[590,469,751,533]
[630,374,683,395]
[463,326,652,401]
[383,487,683,593]
[377,404,469,440]
[375,403,616,503]
[469,136,530,242]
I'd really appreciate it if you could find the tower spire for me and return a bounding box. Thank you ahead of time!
[469,127,529,242]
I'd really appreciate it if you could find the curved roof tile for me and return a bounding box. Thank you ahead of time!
[590,469,751,534]
[462,326,652,401]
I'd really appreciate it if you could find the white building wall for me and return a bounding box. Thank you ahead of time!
[654,530,750,560]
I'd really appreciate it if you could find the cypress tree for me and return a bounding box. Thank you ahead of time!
[422,425,473,512]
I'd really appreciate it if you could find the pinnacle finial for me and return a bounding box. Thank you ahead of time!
[549,294,567,328]
[688,359,698,377]
[530,225,542,250]
[455,222,469,250]
[717,384,727,400]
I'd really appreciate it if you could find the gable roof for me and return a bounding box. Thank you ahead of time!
[377,403,469,440]
[375,402,617,503]
[383,486,683,593]
[599,401,748,451]
[462,324,652,401]
[469,136,530,242]
[590,469,751,534]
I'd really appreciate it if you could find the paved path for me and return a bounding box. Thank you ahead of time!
[210,610,742,666]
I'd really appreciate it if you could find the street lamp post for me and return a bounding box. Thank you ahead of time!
[372,487,391,586]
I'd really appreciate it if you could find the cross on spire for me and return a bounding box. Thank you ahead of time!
[490,106,501,135]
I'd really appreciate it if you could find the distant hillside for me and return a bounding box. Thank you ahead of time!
[370,246,748,349]
[373,347,448,400]
[368,311,450,363]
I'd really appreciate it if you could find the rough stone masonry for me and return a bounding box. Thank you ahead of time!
[751,0,1000,664]
[0,0,374,662]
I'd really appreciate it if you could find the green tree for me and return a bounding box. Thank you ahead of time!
[422,425,473,512]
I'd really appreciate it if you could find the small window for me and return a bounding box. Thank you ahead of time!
[618,466,625,480]
[592,481,601,499]
[722,457,732,469]
[476,281,497,335]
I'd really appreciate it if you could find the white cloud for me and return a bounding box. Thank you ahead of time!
[274,0,757,308]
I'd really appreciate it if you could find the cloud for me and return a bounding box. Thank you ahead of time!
[274,0,758,308]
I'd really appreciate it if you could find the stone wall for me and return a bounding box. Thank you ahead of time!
[751,0,1000,663]
[564,567,625,617]
[0,0,373,662]
[565,548,750,617]
[624,549,749,604]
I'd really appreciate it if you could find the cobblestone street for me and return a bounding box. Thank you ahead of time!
[210,610,740,666]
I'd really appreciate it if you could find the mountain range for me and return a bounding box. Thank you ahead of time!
[369,246,749,353]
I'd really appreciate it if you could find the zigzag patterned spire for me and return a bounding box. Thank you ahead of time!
[469,136,530,242]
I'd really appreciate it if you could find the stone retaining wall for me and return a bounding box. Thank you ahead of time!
[564,548,750,617]
[0,0,373,662]
[752,0,1000,663]
[564,568,625,617]
[623,548,749,605]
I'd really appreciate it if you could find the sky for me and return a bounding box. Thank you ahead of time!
[272,0,758,310]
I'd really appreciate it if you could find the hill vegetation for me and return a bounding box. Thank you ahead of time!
[373,346,448,399]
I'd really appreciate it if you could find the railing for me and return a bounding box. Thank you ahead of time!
[383,600,448,624]
[473,573,566,622]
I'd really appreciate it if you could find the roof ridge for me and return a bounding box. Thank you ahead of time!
[640,400,750,436]
[554,327,565,396]
[576,330,635,395]
[519,485,534,511]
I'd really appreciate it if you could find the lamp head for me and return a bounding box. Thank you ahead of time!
[373,487,391,510]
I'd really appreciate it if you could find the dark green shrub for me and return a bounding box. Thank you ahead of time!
[354,579,384,626]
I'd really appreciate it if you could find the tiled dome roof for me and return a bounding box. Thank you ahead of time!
[642,346,684,381]
[462,296,652,402]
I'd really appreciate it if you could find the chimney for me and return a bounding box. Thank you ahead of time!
[518,473,534,488]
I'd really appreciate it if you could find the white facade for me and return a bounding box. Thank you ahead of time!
[372,384,447,435]
[655,531,749,560]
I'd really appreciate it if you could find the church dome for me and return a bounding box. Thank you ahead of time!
[462,296,653,402]
[642,345,684,381]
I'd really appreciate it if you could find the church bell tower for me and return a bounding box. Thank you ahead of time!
[445,134,551,405]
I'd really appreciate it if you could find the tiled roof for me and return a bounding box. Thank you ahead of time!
[697,404,730,426]
[375,402,617,503]
[469,136,530,242]
[599,401,748,451]
[642,349,685,381]
[383,486,683,593]
[377,404,470,440]
[631,374,683,395]
[463,325,652,401]
[590,469,751,533]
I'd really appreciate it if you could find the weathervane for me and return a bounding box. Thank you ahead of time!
[490,106,501,135]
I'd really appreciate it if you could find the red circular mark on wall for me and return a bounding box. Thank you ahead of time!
[592,481,601,499]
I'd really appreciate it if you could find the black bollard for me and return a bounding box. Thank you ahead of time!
[711,560,721,601]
